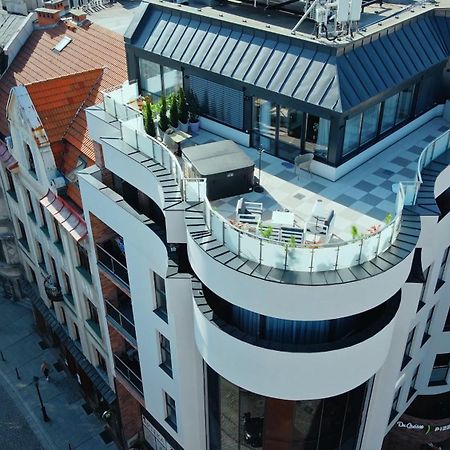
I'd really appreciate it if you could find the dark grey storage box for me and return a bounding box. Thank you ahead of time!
[182,140,255,201]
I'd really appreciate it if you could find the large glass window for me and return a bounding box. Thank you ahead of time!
[396,86,414,124]
[208,366,368,450]
[139,59,163,99]
[305,114,330,159]
[253,97,277,140]
[381,93,399,132]
[360,103,380,144]
[343,113,362,156]
[163,66,182,97]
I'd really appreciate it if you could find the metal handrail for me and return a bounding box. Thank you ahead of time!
[113,354,143,394]
[104,298,135,332]
[96,243,129,285]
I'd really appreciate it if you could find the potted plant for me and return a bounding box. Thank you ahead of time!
[187,89,201,133]
[169,93,179,130]
[178,88,189,132]
[142,97,156,138]
[158,96,170,142]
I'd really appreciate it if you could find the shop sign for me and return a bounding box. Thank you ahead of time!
[143,415,174,450]
[397,421,450,434]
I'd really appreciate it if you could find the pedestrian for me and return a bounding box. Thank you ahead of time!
[41,361,50,381]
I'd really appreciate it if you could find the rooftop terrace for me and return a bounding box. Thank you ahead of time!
[88,82,450,274]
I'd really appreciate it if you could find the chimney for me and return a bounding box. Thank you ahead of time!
[35,8,61,28]
[44,0,65,11]
[69,9,87,25]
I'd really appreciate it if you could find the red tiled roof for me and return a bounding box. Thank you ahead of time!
[26,68,103,145]
[0,22,128,161]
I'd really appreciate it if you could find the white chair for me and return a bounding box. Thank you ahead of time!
[304,210,335,243]
[236,198,263,225]
[294,153,314,178]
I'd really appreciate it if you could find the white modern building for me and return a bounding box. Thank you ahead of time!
[75,0,450,449]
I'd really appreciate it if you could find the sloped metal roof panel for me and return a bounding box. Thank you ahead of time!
[131,7,450,113]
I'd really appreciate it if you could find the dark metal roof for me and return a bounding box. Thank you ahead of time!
[129,4,450,113]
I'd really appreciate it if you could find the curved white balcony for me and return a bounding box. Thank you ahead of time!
[193,291,399,400]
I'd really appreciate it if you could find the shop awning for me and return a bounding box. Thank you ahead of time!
[30,290,116,404]
[0,140,18,171]
[40,189,87,241]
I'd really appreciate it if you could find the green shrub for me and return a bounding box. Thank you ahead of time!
[142,97,156,137]
[158,96,170,132]
[178,88,189,124]
[169,93,179,128]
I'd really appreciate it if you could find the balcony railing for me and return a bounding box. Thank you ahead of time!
[186,179,405,273]
[96,242,129,287]
[113,353,143,396]
[105,298,136,342]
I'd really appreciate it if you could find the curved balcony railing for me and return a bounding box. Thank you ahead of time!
[402,128,450,205]
[198,192,404,272]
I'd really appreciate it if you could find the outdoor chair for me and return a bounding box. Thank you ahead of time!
[236,198,263,225]
[294,153,314,178]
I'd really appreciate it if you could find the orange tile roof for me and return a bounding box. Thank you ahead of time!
[26,68,103,145]
[0,22,128,161]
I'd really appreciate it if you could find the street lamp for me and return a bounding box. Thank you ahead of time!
[33,376,50,422]
[254,146,264,193]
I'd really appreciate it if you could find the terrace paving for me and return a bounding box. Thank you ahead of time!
[185,116,449,241]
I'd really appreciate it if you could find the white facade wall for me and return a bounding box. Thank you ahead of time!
[80,173,206,450]
[81,96,450,450]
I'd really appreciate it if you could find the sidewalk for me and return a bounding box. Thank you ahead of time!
[0,292,118,450]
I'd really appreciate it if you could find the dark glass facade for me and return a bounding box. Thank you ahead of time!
[207,366,369,450]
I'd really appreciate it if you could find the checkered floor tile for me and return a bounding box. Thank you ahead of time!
[191,116,449,241]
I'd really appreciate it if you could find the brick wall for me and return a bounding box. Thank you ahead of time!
[115,378,143,444]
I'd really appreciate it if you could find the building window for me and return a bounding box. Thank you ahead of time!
[0,243,5,263]
[159,333,172,377]
[435,247,449,292]
[60,306,67,325]
[422,306,434,346]
[165,393,177,430]
[139,59,163,98]
[154,273,167,322]
[381,93,399,132]
[408,365,419,400]
[389,388,401,423]
[87,299,102,339]
[444,308,450,332]
[26,190,36,221]
[360,103,381,145]
[396,86,415,125]
[73,322,81,343]
[50,257,59,286]
[53,218,62,243]
[343,113,362,156]
[429,353,450,386]
[17,219,29,250]
[6,170,16,197]
[36,242,45,270]
[253,98,330,162]
[417,266,430,312]
[24,143,36,175]
[96,349,107,373]
[77,242,91,274]
[402,329,415,370]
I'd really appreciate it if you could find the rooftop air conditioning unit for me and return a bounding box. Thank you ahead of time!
[5,136,13,150]
[50,176,67,196]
